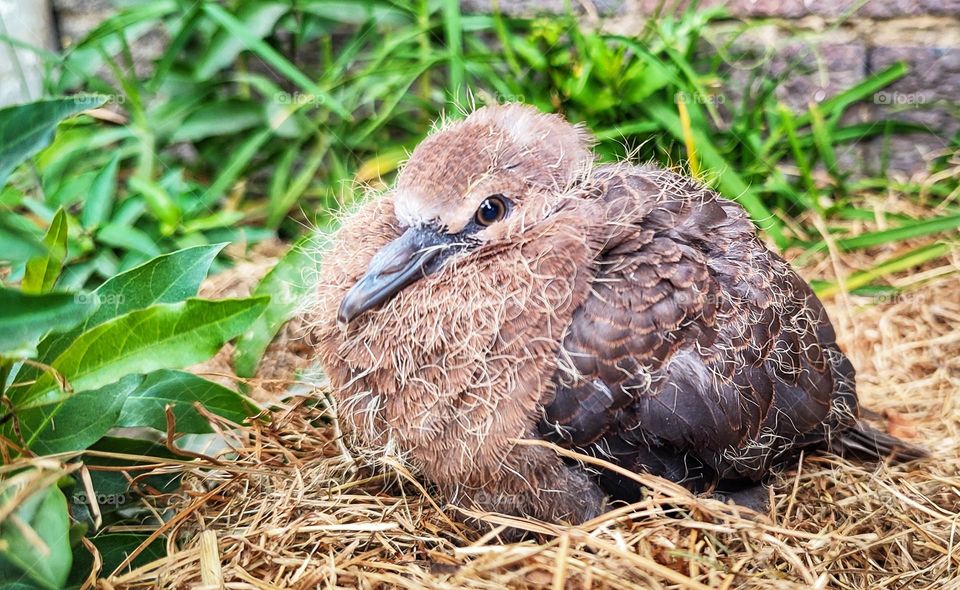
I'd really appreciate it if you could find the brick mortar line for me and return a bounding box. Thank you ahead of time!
[765,16,959,47]
[609,16,960,48]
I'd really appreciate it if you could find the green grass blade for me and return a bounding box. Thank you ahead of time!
[777,104,816,198]
[808,103,842,186]
[815,242,952,299]
[198,128,272,207]
[82,153,121,230]
[201,3,351,118]
[796,62,909,127]
[835,213,960,251]
[269,138,330,228]
[442,0,465,105]
[234,237,318,377]
[23,208,69,294]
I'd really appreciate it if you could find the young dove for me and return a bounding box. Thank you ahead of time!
[309,104,924,526]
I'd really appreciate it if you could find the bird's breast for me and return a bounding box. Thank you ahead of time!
[314,218,596,480]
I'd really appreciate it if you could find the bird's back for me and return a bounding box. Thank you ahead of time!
[539,164,861,499]
[313,104,924,525]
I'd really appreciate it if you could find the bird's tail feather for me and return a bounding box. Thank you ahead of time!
[834,422,928,463]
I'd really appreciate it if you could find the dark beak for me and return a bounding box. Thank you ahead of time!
[337,225,455,326]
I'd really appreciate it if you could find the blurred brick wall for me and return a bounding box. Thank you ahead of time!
[51,0,112,46]
[0,0,55,106]
[51,0,166,78]
[466,0,960,175]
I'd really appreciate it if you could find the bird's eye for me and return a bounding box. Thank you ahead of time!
[475,195,509,227]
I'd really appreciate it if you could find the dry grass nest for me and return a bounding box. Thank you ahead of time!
[92,212,959,589]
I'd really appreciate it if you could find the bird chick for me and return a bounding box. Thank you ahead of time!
[309,104,924,527]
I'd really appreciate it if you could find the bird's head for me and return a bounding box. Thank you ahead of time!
[337,103,594,325]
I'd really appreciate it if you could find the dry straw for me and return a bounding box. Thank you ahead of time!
[89,218,960,589]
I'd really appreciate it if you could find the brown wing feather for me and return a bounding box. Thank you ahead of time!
[540,165,858,497]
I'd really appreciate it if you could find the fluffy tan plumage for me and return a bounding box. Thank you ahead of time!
[308,104,923,528]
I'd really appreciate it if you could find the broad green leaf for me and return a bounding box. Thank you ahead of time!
[118,369,255,433]
[171,99,265,142]
[19,297,269,408]
[14,374,143,454]
[0,577,43,590]
[45,169,97,209]
[31,244,225,376]
[23,209,69,294]
[81,152,121,230]
[84,244,225,327]
[0,96,106,187]
[0,486,72,589]
[97,223,162,257]
[0,214,46,263]
[0,289,93,358]
[234,239,317,377]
